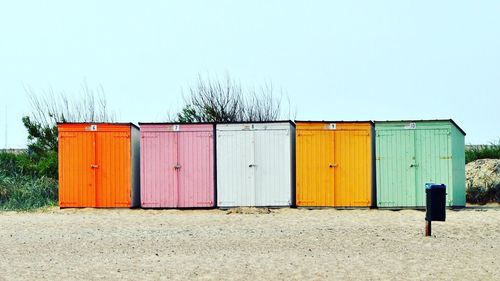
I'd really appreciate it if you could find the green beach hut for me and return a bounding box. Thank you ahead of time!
[375,120,466,208]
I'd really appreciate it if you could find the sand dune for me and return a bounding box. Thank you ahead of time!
[0,207,498,280]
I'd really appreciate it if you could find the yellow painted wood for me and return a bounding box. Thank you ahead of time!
[334,124,372,207]
[296,128,335,206]
[296,122,372,207]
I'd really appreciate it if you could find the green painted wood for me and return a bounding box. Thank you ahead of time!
[375,120,465,207]
[451,125,466,206]
[414,128,452,206]
[376,129,415,207]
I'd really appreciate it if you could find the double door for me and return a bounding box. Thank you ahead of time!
[59,129,131,207]
[296,129,371,207]
[141,130,214,208]
[217,129,292,207]
[376,129,452,207]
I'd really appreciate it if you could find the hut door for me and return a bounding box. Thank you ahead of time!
[95,131,131,207]
[376,130,416,207]
[216,129,255,207]
[254,129,292,206]
[140,131,178,207]
[177,131,214,207]
[414,129,452,206]
[296,130,335,206]
[333,129,372,207]
[58,131,97,207]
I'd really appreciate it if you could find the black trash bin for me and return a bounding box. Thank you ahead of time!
[425,183,446,222]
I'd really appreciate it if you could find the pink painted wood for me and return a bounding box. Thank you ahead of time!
[140,124,214,208]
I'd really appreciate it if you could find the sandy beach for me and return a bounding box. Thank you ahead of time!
[0,207,498,280]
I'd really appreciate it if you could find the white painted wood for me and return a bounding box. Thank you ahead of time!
[216,130,255,207]
[216,122,294,207]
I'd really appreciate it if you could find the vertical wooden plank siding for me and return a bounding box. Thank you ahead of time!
[375,120,466,207]
[58,123,136,208]
[295,122,372,207]
[216,122,294,207]
[140,124,215,208]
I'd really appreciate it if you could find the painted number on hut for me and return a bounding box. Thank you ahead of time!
[404,122,417,129]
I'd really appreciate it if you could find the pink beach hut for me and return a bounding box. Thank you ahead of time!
[139,123,215,208]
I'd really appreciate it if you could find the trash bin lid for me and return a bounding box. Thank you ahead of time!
[425,183,446,189]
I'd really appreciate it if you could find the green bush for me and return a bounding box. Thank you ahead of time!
[0,173,58,210]
[465,140,500,163]
[33,150,58,179]
[466,183,500,205]
[0,151,57,179]
[0,114,59,210]
[0,152,36,177]
[494,185,500,203]
[0,152,59,210]
[22,116,59,179]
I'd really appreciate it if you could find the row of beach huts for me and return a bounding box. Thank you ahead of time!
[57,119,466,209]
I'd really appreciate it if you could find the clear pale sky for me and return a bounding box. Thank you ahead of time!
[1,1,499,148]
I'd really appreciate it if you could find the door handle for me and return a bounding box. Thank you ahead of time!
[90,164,98,169]
[174,164,182,169]
[329,163,337,168]
[249,164,256,168]
[410,163,418,168]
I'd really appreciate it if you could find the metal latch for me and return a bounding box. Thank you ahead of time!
[174,164,182,169]
[329,163,337,168]
[90,164,99,168]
